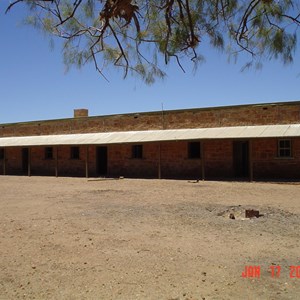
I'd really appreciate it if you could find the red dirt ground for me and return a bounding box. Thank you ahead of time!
[1,176,300,299]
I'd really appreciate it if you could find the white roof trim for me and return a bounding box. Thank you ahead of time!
[0,124,300,147]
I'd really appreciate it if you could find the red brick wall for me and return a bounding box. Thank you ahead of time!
[108,143,158,178]
[0,142,203,179]
[1,137,300,180]
[2,146,88,177]
[30,147,56,176]
[56,146,86,177]
[108,142,203,179]
[204,140,234,179]
[252,138,300,179]
[3,148,23,175]
[106,140,241,180]
[159,141,202,179]
[1,102,300,138]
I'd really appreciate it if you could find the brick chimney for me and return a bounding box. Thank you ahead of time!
[74,109,88,118]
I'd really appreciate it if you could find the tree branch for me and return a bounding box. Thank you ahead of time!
[5,0,54,14]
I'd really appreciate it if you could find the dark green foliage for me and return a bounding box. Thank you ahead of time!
[6,0,300,83]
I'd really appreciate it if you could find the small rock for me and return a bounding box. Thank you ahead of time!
[229,213,235,219]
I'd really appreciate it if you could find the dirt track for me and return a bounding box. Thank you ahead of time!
[1,176,300,300]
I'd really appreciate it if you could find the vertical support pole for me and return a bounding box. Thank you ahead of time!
[158,143,161,179]
[28,147,31,177]
[201,141,205,181]
[249,140,253,182]
[85,145,89,178]
[55,146,58,177]
[3,148,6,175]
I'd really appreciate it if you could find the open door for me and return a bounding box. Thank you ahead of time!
[22,148,29,175]
[233,141,249,179]
[96,146,108,176]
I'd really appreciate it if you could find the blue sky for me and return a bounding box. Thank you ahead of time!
[1,2,299,124]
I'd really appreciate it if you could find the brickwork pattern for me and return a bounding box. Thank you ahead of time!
[1,102,300,180]
[1,102,300,138]
[252,138,300,179]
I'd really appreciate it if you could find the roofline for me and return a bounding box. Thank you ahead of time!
[1,100,300,127]
[1,124,300,147]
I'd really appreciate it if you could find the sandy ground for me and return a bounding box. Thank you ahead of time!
[0,176,300,300]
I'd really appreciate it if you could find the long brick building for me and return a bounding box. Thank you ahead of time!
[1,101,300,180]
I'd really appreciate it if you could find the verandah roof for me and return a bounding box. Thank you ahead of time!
[0,124,300,147]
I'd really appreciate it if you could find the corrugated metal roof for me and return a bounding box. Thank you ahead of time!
[0,124,300,147]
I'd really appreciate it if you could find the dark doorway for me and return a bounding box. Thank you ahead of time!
[233,141,249,178]
[96,146,108,176]
[22,148,29,174]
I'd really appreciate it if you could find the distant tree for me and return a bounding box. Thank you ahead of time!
[6,0,300,83]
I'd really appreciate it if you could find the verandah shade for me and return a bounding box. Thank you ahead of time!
[1,124,300,147]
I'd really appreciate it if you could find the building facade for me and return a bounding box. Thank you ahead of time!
[1,101,300,180]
